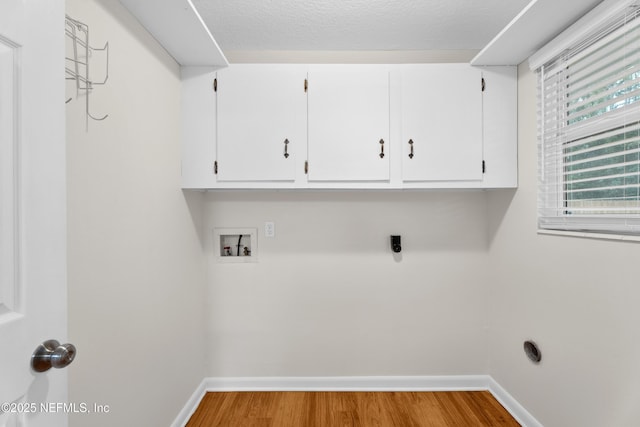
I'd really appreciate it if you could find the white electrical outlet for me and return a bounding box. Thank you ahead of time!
[264,221,275,238]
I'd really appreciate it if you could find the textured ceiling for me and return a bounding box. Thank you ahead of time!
[192,0,531,51]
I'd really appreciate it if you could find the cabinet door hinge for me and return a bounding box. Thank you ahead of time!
[214,161,218,174]
[481,77,486,92]
[482,160,486,174]
[304,78,308,93]
[214,78,217,92]
[304,160,309,174]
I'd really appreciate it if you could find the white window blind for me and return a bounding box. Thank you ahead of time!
[537,0,640,235]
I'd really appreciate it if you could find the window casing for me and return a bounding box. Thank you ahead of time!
[536,1,640,235]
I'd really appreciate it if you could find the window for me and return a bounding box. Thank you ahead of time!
[534,0,640,235]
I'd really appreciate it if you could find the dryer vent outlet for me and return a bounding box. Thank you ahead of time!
[523,340,542,364]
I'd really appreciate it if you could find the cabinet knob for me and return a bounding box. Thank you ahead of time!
[408,139,414,159]
[284,138,290,159]
[379,139,385,159]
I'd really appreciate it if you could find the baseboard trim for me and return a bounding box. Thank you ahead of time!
[488,377,544,427]
[202,375,489,392]
[172,375,543,427]
[170,378,207,427]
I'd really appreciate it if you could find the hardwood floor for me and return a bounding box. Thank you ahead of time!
[185,391,520,426]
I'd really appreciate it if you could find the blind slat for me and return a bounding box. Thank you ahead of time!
[565,182,640,194]
[565,83,640,123]
[566,73,640,115]
[562,121,640,150]
[563,170,640,186]
[563,146,640,169]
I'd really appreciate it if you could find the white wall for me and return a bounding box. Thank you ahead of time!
[200,51,497,379]
[66,1,207,426]
[193,50,496,379]
[487,63,640,426]
[203,190,492,376]
[63,9,640,424]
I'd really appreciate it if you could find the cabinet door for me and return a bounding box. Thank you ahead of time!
[181,67,217,189]
[216,64,307,182]
[480,66,517,188]
[307,65,390,182]
[400,64,482,182]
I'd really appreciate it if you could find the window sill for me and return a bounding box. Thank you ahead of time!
[538,229,640,243]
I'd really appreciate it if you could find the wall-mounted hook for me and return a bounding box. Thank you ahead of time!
[65,14,110,131]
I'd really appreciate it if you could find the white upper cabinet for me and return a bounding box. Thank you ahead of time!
[478,66,518,188]
[181,66,217,189]
[399,64,483,182]
[216,64,307,182]
[180,63,517,189]
[307,65,390,182]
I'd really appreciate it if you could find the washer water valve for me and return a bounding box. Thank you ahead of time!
[214,228,258,263]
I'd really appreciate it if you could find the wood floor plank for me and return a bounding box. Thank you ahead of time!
[185,391,521,427]
[410,392,450,427]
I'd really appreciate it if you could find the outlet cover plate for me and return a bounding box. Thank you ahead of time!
[264,221,275,238]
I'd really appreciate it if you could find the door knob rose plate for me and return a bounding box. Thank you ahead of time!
[31,339,77,373]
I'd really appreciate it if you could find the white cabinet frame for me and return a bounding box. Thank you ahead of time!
[181,64,517,190]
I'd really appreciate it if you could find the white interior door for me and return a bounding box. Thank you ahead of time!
[0,1,69,426]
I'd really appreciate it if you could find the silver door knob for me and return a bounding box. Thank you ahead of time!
[31,340,77,372]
